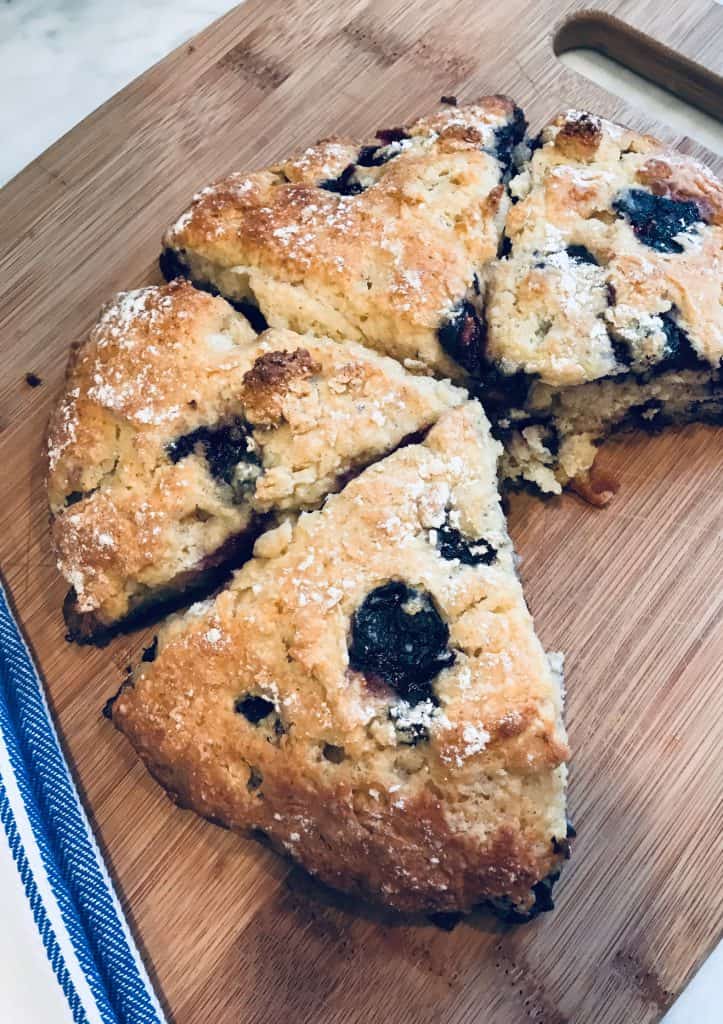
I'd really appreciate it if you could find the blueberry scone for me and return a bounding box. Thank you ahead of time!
[160,97,526,380]
[109,403,570,916]
[47,279,465,642]
[484,110,723,498]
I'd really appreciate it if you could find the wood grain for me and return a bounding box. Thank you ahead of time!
[0,2,721,1022]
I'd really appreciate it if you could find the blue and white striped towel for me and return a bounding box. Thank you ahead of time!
[1,576,720,1022]
[0,579,166,1024]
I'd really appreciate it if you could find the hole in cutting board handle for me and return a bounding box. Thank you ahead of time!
[554,11,723,153]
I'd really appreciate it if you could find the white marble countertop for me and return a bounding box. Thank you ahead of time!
[0,0,233,185]
[0,2,721,1021]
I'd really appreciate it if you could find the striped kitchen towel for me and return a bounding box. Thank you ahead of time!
[0,579,166,1024]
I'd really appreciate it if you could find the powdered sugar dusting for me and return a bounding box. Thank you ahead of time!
[389,698,447,734]
[52,283,235,436]
[439,720,491,767]
[170,175,257,236]
[461,721,490,756]
[204,627,224,646]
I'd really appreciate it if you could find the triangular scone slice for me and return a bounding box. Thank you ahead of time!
[161,98,526,380]
[110,402,570,916]
[47,280,465,642]
[484,110,722,498]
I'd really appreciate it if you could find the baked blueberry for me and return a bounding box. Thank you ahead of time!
[657,312,705,373]
[491,103,527,176]
[167,418,261,490]
[141,636,158,662]
[356,145,392,168]
[349,582,455,704]
[159,246,190,282]
[551,835,572,859]
[565,244,598,265]
[527,131,543,154]
[612,188,703,254]
[375,127,410,144]
[487,871,560,923]
[438,301,486,377]
[235,694,275,723]
[475,364,533,419]
[436,519,497,566]
[319,164,365,196]
[322,743,346,763]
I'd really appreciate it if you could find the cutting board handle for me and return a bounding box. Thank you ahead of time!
[554,9,723,121]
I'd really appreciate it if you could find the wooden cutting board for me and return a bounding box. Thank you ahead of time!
[1,1,721,1021]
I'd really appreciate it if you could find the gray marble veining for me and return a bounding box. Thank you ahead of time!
[0,0,235,183]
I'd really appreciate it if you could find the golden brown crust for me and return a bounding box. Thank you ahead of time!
[162,99,523,378]
[241,348,321,425]
[551,109,606,160]
[111,403,568,913]
[47,281,465,634]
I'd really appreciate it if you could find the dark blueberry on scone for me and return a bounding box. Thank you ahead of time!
[319,164,366,196]
[140,636,158,663]
[484,109,723,498]
[437,300,487,377]
[158,245,191,284]
[166,417,261,494]
[160,97,525,381]
[235,694,275,723]
[487,870,560,922]
[611,188,704,254]
[47,280,466,642]
[565,244,598,265]
[434,516,497,566]
[355,145,393,168]
[489,102,527,178]
[349,582,455,704]
[109,403,570,915]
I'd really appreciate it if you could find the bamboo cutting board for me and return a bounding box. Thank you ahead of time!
[1,1,722,1021]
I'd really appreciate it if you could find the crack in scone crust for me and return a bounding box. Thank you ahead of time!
[110,404,569,914]
[160,97,525,379]
[47,279,465,638]
[483,109,722,493]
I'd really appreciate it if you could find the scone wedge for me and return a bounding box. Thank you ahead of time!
[160,97,526,380]
[48,279,465,642]
[484,110,723,498]
[109,402,570,916]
